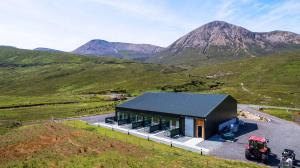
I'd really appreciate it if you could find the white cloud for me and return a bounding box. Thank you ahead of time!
[86,0,194,29]
[215,0,236,20]
[0,0,299,51]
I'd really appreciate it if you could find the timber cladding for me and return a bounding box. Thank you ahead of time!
[195,119,205,139]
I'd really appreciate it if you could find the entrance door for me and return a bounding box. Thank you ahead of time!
[197,126,202,138]
[195,119,205,139]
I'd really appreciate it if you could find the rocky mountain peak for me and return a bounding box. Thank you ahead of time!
[167,20,299,54]
[149,21,300,65]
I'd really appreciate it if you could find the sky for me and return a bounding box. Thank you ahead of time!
[0,0,300,51]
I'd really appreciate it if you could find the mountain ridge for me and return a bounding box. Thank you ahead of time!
[72,39,164,60]
[34,47,63,53]
[148,21,300,65]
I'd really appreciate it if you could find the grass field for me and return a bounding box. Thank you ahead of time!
[0,121,265,168]
[0,94,118,134]
[0,47,299,134]
[188,52,300,107]
[261,108,300,123]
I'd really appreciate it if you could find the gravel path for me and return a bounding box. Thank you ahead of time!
[210,105,300,167]
[80,113,114,123]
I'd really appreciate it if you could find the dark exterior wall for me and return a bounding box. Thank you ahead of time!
[179,117,185,135]
[204,96,237,139]
[116,107,184,131]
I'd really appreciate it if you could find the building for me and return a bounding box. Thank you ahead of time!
[115,92,237,139]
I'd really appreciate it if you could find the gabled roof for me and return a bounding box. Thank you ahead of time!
[116,92,232,118]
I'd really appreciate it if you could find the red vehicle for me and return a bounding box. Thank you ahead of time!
[245,136,270,163]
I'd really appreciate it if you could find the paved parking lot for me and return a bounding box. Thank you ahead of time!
[80,105,300,167]
[210,105,300,167]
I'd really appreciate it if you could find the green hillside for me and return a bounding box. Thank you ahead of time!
[0,47,299,134]
[0,47,188,133]
[149,46,300,67]
[0,47,187,96]
[188,51,300,107]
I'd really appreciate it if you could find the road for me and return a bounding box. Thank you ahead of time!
[239,104,300,111]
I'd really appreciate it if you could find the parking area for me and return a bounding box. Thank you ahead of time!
[80,105,300,167]
[210,105,300,167]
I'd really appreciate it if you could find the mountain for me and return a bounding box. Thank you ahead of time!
[34,47,63,53]
[0,45,17,49]
[72,39,164,61]
[148,21,300,65]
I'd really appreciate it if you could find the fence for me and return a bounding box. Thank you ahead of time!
[117,118,130,125]
[160,121,170,130]
[149,124,160,133]
[170,128,180,138]
[105,116,116,124]
[132,121,143,129]
[143,119,152,127]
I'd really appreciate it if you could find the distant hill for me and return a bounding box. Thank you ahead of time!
[148,21,300,65]
[34,47,63,53]
[0,45,17,49]
[0,47,185,95]
[73,39,164,61]
[0,47,299,108]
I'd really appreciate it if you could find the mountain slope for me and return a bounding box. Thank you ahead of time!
[73,39,164,61]
[0,47,185,96]
[34,47,63,53]
[149,21,300,65]
[0,47,299,134]
[188,51,300,107]
[0,47,299,108]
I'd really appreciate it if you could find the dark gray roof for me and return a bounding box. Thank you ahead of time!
[116,92,231,118]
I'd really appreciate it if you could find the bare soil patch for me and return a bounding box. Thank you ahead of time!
[0,122,148,163]
[238,109,270,122]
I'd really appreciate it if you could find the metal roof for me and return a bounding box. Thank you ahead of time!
[249,136,266,142]
[116,92,231,118]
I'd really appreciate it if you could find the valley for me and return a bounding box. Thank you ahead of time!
[0,46,299,135]
[0,17,299,168]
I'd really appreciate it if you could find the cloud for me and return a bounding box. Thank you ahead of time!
[86,0,193,29]
[242,0,300,32]
[0,0,299,51]
[215,0,236,20]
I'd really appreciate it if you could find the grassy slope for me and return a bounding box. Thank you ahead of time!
[0,47,186,96]
[189,51,300,107]
[0,47,299,133]
[148,45,300,66]
[0,121,265,168]
[0,47,187,133]
[261,108,300,122]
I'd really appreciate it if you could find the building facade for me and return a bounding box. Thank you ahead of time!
[115,92,237,139]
